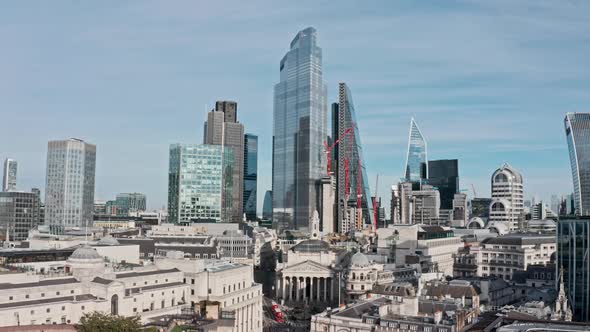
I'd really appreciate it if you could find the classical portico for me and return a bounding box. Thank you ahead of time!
[276,260,336,303]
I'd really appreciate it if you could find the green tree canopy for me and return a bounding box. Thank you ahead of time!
[77,312,143,332]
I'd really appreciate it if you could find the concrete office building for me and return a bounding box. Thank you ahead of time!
[205,101,245,223]
[272,27,328,233]
[2,158,17,192]
[488,164,524,232]
[45,139,96,231]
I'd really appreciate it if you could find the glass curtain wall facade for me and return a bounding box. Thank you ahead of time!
[168,144,233,224]
[0,192,41,241]
[262,190,272,220]
[272,27,328,232]
[2,159,17,192]
[114,193,146,215]
[558,218,590,322]
[428,159,459,209]
[243,134,258,220]
[45,139,96,233]
[405,118,427,182]
[334,83,374,231]
[565,113,590,216]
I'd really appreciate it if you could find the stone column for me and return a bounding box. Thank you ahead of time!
[296,277,301,301]
[316,277,321,302]
[302,277,307,302]
[323,277,327,302]
[310,277,315,302]
[282,277,287,300]
[288,277,293,301]
[330,277,334,302]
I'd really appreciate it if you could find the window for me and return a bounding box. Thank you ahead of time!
[62,306,65,311]
[9,296,12,301]
[70,290,74,294]
[191,279,195,285]
[25,295,29,299]
[56,292,60,295]
[46,308,50,313]
[81,306,85,310]
[191,290,195,295]
[30,310,35,315]
[41,293,45,297]
[133,308,137,313]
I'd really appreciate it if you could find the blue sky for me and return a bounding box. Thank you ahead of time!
[1,1,589,213]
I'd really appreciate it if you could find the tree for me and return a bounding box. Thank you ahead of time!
[77,311,143,332]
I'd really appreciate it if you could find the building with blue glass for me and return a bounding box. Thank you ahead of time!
[243,133,258,220]
[565,113,590,216]
[272,27,328,232]
[332,82,374,232]
[262,190,272,220]
[168,144,233,224]
[405,118,427,183]
[557,218,590,322]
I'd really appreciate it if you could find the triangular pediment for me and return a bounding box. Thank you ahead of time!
[282,260,333,274]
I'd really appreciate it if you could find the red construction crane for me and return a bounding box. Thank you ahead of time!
[323,126,355,176]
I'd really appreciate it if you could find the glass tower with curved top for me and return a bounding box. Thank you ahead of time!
[405,118,427,182]
[272,27,328,232]
[565,113,590,216]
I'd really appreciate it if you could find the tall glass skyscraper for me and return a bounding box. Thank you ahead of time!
[45,138,96,232]
[243,133,258,220]
[273,27,327,232]
[558,218,590,322]
[262,190,272,220]
[2,158,17,192]
[168,144,233,224]
[405,118,427,182]
[565,113,590,216]
[333,83,374,231]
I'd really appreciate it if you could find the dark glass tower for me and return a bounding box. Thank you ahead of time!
[565,113,590,216]
[558,218,590,322]
[243,133,258,220]
[333,83,374,231]
[272,27,327,232]
[427,159,459,209]
[263,190,272,220]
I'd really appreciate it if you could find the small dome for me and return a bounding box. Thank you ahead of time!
[350,252,370,267]
[97,236,119,246]
[70,244,102,260]
[291,239,330,253]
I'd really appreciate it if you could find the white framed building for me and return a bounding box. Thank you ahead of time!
[488,164,524,232]
[470,233,556,280]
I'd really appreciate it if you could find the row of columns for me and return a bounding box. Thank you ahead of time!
[276,275,334,303]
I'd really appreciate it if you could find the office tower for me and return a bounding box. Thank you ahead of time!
[44,139,96,232]
[168,144,233,224]
[409,184,440,225]
[451,193,468,227]
[204,101,245,223]
[558,218,590,322]
[262,190,272,220]
[114,193,147,215]
[319,175,335,233]
[550,194,560,215]
[2,159,17,192]
[391,182,413,224]
[531,201,558,220]
[488,163,524,232]
[243,133,258,221]
[0,191,41,240]
[427,159,459,209]
[332,83,374,232]
[272,27,328,232]
[565,113,590,216]
[405,118,427,182]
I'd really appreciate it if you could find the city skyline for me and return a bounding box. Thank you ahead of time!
[2,2,588,213]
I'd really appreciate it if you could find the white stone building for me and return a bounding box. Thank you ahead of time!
[470,233,556,280]
[488,164,524,232]
[155,252,263,332]
[0,245,189,327]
